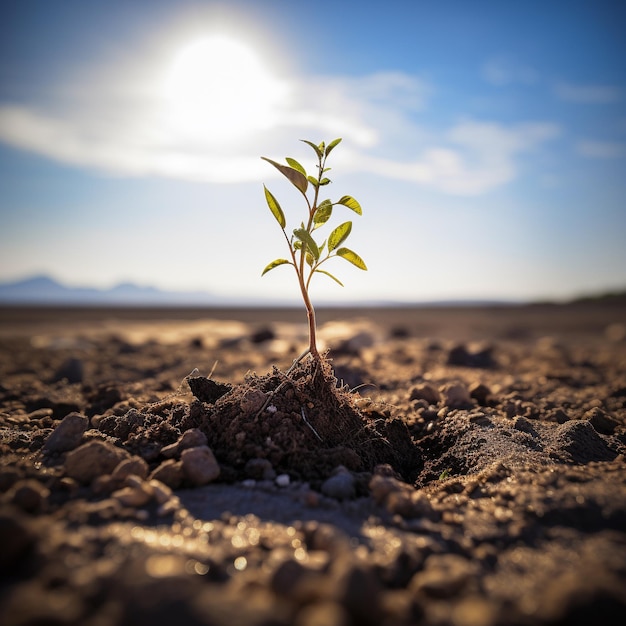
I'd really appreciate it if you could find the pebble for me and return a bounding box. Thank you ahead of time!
[245,458,276,481]
[583,407,618,435]
[111,456,149,480]
[52,357,84,383]
[161,428,208,458]
[321,467,356,501]
[442,383,473,409]
[469,382,492,405]
[64,440,130,484]
[112,484,152,508]
[410,553,477,598]
[180,446,220,486]
[7,479,50,513]
[275,474,290,487]
[42,412,88,453]
[150,459,184,489]
[409,383,441,405]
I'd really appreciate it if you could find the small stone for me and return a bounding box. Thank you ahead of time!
[295,601,350,626]
[112,485,152,508]
[250,326,275,343]
[240,390,268,414]
[245,458,276,481]
[53,357,84,383]
[161,428,208,458]
[148,479,173,504]
[150,459,184,489]
[42,412,88,453]
[447,344,496,368]
[321,467,356,501]
[111,456,149,480]
[369,474,412,505]
[65,440,130,484]
[409,383,441,405]
[410,553,477,598]
[441,383,473,409]
[181,446,220,486]
[583,407,618,435]
[7,479,50,513]
[469,382,492,405]
[275,474,290,487]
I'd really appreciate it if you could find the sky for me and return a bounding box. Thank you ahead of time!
[1,0,625,304]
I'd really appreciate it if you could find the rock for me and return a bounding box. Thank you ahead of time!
[409,383,441,405]
[469,382,492,405]
[112,483,152,507]
[369,474,412,505]
[161,428,208,458]
[52,357,84,383]
[245,458,276,481]
[181,446,220,486]
[275,474,290,487]
[410,553,477,598]
[250,327,275,343]
[150,459,184,489]
[295,601,350,626]
[148,479,173,505]
[447,343,497,368]
[7,479,50,513]
[321,467,356,500]
[111,456,149,480]
[583,407,618,435]
[239,390,268,414]
[336,563,383,625]
[42,412,88,453]
[333,331,375,355]
[441,383,473,409]
[65,440,130,484]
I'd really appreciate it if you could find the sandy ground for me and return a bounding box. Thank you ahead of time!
[1,303,625,626]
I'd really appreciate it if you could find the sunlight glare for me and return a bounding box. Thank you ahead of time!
[160,35,288,142]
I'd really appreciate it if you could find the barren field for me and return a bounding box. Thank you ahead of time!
[1,303,625,626]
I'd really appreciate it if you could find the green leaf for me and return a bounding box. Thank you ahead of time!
[300,139,323,160]
[325,137,342,156]
[261,157,308,194]
[319,177,331,186]
[286,157,306,177]
[305,251,315,267]
[262,258,292,276]
[337,195,362,215]
[313,199,333,229]
[336,247,367,270]
[315,269,344,287]
[307,175,319,187]
[328,221,352,252]
[263,185,286,229]
[293,228,320,260]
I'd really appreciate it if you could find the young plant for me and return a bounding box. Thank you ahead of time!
[261,138,367,363]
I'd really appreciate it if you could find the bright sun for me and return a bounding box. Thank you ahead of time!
[160,35,287,142]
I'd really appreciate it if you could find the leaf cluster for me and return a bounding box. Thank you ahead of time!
[261,138,367,291]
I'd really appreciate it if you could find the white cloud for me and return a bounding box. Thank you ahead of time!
[339,121,560,195]
[576,140,626,159]
[0,44,558,196]
[554,82,623,104]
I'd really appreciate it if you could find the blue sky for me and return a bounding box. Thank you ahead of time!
[1,0,625,303]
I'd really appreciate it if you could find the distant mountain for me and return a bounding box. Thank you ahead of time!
[0,275,221,305]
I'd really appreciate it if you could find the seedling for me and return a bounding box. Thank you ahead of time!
[261,138,367,363]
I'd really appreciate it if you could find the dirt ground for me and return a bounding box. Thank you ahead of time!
[1,302,625,626]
